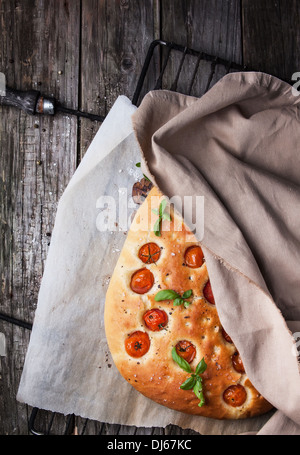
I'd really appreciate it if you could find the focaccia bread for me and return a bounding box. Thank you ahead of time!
[104,186,273,419]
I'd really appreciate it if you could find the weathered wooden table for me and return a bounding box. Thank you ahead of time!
[1,0,299,435]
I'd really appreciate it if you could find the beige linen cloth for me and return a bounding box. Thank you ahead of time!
[17,72,300,435]
[131,71,300,435]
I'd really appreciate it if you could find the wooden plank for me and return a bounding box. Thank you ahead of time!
[79,0,161,161]
[0,0,80,434]
[160,0,242,97]
[242,0,300,82]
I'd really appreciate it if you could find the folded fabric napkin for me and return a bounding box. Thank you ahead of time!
[17,72,300,435]
[132,71,300,434]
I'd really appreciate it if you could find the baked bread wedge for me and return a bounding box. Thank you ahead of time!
[104,186,273,419]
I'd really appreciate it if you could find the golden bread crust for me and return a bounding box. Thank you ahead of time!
[104,187,273,419]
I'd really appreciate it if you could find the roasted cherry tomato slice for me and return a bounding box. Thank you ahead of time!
[143,308,168,331]
[221,327,233,344]
[124,331,150,358]
[223,384,247,407]
[232,351,245,374]
[203,280,215,305]
[175,340,196,363]
[138,242,161,264]
[184,245,204,268]
[130,268,154,294]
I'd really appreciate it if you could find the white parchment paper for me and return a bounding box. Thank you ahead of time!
[17,95,274,435]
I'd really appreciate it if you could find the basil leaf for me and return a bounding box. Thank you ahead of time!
[162,212,171,221]
[173,297,184,306]
[182,289,193,299]
[195,357,207,375]
[171,347,192,373]
[155,289,180,301]
[197,391,205,407]
[135,162,141,167]
[153,199,170,236]
[193,377,205,407]
[153,218,161,237]
[159,199,167,217]
[183,301,191,308]
[180,376,196,390]
[193,378,203,396]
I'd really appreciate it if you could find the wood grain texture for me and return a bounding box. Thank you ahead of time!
[160,0,242,97]
[79,0,160,160]
[242,0,300,82]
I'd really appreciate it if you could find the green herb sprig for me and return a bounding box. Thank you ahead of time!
[151,199,171,237]
[155,289,193,308]
[135,162,151,182]
[172,347,207,407]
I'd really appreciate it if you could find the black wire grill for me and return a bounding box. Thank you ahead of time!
[132,39,246,106]
[1,39,248,435]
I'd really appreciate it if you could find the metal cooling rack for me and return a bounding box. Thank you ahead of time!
[132,39,246,106]
[1,39,248,435]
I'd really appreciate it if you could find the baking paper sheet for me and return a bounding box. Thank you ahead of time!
[17,95,275,435]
